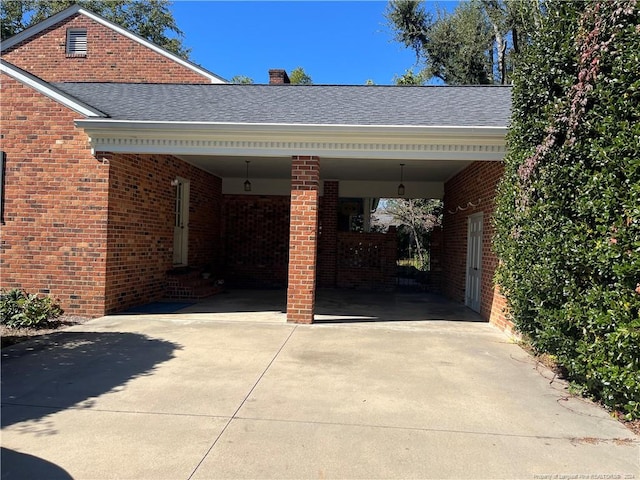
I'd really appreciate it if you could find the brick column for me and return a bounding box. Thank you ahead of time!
[318,180,339,288]
[286,156,320,323]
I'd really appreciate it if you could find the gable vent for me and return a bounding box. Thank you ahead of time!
[66,29,87,56]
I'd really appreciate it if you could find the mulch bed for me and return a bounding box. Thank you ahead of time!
[1,315,91,349]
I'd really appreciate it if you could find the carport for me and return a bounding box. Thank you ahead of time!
[66,83,510,322]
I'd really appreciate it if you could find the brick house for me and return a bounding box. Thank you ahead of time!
[1,5,511,330]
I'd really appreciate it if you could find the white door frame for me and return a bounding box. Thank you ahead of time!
[173,177,189,266]
[465,212,483,312]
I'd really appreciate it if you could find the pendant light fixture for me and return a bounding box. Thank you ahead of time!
[244,160,252,192]
[397,163,405,196]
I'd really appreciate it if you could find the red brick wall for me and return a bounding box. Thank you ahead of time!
[0,75,222,316]
[190,171,223,274]
[336,232,397,290]
[222,194,290,288]
[3,13,211,84]
[102,152,222,314]
[489,285,511,333]
[318,180,338,288]
[442,161,512,331]
[0,73,109,317]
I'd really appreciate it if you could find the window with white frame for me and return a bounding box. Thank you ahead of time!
[66,28,87,56]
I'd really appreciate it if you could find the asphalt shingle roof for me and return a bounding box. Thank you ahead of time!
[54,83,512,127]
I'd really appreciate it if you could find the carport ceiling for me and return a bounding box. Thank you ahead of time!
[177,155,473,182]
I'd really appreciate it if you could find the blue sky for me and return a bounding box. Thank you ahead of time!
[171,1,454,85]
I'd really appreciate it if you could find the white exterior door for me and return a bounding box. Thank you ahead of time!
[465,213,483,312]
[173,178,189,266]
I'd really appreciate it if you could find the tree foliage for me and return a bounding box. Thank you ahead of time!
[394,68,425,85]
[384,199,442,268]
[494,0,640,418]
[1,0,190,58]
[386,0,540,84]
[231,75,254,84]
[289,66,313,85]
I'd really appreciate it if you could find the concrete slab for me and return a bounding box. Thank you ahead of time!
[2,407,227,479]
[84,321,294,417]
[192,417,637,480]
[1,290,638,479]
[2,318,295,418]
[238,323,631,439]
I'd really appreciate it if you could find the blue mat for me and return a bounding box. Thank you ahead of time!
[123,302,194,314]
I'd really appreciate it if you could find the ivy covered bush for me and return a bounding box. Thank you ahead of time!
[494,0,640,418]
[0,289,64,329]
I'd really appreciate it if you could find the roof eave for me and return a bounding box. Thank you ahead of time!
[75,119,508,137]
[1,60,106,117]
[75,119,507,161]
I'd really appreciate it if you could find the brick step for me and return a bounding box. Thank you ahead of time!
[164,271,223,300]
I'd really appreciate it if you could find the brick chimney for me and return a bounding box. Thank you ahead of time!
[269,69,290,84]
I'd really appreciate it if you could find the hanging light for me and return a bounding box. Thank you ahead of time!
[244,160,252,192]
[397,163,405,196]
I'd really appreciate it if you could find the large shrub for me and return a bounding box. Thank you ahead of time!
[494,0,640,418]
[0,289,64,329]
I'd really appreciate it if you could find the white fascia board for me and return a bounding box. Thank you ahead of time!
[1,62,105,117]
[75,119,507,140]
[1,5,227,84]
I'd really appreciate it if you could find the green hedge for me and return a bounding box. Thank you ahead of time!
[494,0,640,419]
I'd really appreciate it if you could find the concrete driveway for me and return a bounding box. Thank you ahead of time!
[1,290,638,479]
